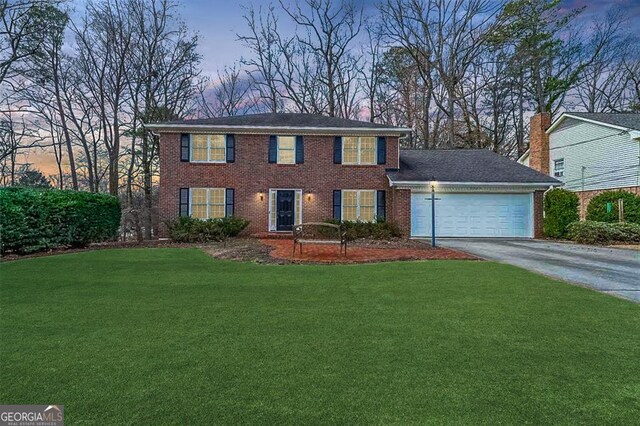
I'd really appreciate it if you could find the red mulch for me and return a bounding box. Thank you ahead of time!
[260,239,477,264]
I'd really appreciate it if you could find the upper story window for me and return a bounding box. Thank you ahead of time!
[277,136,296,164]
[343,136,376,165]
[553,158,565,177]
[191,134,226,162]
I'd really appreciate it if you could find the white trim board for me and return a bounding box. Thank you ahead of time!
[145,123,411,136]
[547,113,636,134]
[268,189,303,232]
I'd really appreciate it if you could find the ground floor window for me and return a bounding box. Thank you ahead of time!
[190,188,226,219]
[342,190,376,222]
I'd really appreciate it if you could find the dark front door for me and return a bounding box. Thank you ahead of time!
[276,190,295,231]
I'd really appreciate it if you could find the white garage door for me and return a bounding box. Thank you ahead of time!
[411,193,533,238]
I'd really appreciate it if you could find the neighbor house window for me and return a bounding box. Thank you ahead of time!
[190,188,225,219]
[342,190,376,222]
[342,136,376,165]
[191,134,226,162]
[554,158,565,177]
[277,136,296,164]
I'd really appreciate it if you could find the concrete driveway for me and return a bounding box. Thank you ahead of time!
[434,238,640,302]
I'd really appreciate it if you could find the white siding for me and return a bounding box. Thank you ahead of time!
[549,118,640,192]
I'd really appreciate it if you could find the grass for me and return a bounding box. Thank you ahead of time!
[1,248,639,424]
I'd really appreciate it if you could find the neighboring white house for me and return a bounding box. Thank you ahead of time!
[519,112,640,217]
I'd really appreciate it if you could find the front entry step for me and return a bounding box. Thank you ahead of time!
[251,232,293,240]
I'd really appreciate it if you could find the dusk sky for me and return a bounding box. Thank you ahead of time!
[178,0,640,78]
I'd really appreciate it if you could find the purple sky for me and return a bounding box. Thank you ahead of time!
[181,0,640,78]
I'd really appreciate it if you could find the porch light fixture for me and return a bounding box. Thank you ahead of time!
[259,192,264,201]
[306,191,312,201]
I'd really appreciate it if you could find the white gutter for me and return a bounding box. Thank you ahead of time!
[144,123,412,135]
[546,113,633,134]
[388,180,560,187]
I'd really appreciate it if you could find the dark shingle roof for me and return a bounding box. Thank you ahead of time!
[154,113,407,130]
[388,149,560,184]
[564,112,640,131]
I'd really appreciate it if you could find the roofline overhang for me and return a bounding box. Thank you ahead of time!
[387,179,561,190]
[546,113,637,134]
[144,123,412,135]
[517,149,530,162]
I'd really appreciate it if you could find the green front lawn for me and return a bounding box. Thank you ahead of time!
[1,249,638,424]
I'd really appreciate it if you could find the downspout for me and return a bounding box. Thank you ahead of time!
[542,185,556,220]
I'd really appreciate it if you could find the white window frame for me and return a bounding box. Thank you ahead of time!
[341,189,377,222]
[268,188,303,231]
[553,158,565,178]
[190,134,226,163]
[189,188,226,219]
[342,136,377,165]
[276,135,296,165]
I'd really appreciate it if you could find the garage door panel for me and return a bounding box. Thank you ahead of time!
[411,193,533,238]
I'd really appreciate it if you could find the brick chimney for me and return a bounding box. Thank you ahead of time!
[528,112,551,175]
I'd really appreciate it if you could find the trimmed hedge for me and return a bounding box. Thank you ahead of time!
[165,216,249,243]
[544,188,579,238]
[566,221,640,245]
[586,190,640,224]
[325,219,401,241]
[0,187,121,254]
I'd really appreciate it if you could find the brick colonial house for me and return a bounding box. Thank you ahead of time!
[147,113,558,238]
[520,112,640,218]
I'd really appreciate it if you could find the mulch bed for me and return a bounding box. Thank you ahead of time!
[1,237,477,264]
[261,238,477,264]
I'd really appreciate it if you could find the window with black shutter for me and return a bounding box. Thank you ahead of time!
[295,136,304,164]
[333,137,342,164]
[180,134,190,161]
[377,137,386,165]
[333,190,341,220]
[225,188,235,217]
[376,190,386,221]
[179,188,189,216]
[226,134,235,163]
[268,135,277,163]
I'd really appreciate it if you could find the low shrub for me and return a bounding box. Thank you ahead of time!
[166,216,249,243]
[0,187,121,254]
[544,188,579,238]
[566,221,640,245]
[324,218,401,241]
[586,190,640,224]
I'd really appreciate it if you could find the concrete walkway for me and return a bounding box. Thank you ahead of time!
[433,238,640,302]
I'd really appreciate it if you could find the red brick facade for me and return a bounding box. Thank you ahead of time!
[529,113,551,175]
[533,190,544,238]
[159,133,402,236]
[576,186,640,219]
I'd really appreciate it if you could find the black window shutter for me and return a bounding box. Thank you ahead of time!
[295,135,304,164]
[226,134,235,163]
[179,188,189,216]
[333,136,342,164]
[225,188,235,217]
[376,190,386,221]
[377,137,386,164]
[268,135,277,163]
[180,134,190,162]
[333,190,341,220]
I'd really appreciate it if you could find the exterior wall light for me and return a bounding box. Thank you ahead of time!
[259,192,264,201]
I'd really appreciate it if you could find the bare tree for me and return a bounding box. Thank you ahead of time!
[574,7,633,112]
[73,0,135,196]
